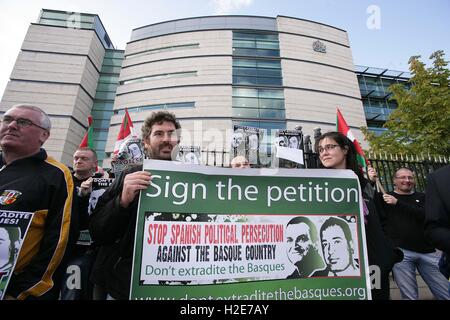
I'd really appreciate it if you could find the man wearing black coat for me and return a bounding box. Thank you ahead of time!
[89,111,180,300]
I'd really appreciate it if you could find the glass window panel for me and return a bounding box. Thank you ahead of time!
[233,76,258,85]
[102,58,118,66]
[94,140,107,151]
[259,109,285,119]
[93,130,108,140]
[257,68,282,78]
[388,101,397,110]
[41,11,95,23]
[253,33,278,41]
[233,67,257,76]
[257,77,282,86]
[93,119,111,128]
[99,76,119,84]
[91,110,114,119]
[233,40,256,48]
[232,107,259,118]
[255,49,280,57]
[101,66,122,74]
[95,92,116,100]
[258,98,284,109]
[232,97,258,108]
[96,83,118,91]
[232,88,258,98]
[92,102,113,109]
[258,89,284,99]
[105,51,125,59]
[233,48,257,56]
[256,41,279,50]
[39,18,93,29]
[233,32,257,40]
[233,59,257,68]
[257,60,281,69]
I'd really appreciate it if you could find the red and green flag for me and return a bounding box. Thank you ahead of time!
[336,108,368,168]
[113,109,136,155]
[79,115,94,148]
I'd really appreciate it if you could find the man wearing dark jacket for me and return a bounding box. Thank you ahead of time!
[377,167,449,300]
[60,147,98,300]
[425,165,450,295]
[0,104,77,300]
[89,111,180,300]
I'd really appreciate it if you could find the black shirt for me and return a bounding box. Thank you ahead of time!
[377,191,435,253]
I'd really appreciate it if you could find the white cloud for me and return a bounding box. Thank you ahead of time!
[211,0,254,14]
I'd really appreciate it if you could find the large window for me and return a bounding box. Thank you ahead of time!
[233,58,282,86]
[231,31,285,133]
[233,32,280,57]
[232,88,285,120]
[92,50,124,164]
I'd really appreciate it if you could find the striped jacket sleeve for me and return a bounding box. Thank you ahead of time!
[7,159,76,300]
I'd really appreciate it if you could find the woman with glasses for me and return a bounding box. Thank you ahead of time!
[316,131,402,300]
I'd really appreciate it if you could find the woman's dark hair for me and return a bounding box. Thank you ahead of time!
[315,131,365,184]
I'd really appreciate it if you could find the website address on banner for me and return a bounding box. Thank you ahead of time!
[137,286,368,301]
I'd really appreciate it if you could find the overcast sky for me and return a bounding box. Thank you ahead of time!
[1,0,449,96]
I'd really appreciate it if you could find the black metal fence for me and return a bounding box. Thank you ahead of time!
[199,150,449,193]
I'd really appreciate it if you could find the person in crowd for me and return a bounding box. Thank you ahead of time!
[0,104,77,300]
[313,217,359,277]
[285,216,324,278]
[230,155,250,169]
[425,165,450,296]
[376,167,449,300]
[315,131,401,300]
[89,111,181,300]
[60,147,99,300]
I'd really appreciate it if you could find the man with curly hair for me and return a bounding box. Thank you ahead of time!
[90,111,181,300]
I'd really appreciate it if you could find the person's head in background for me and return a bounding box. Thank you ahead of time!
[73,147,98,180]
[393,167,416,194]
[231,155,250,169]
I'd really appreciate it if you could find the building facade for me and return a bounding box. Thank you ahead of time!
[0,9,408,167]
[0,9,121,165]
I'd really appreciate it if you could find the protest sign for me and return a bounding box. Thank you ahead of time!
[76,178,115,246]
[176,146,201,165]
[0,210,33,299]
[231,125,265,167]
[130,160,371,300]
[274,129,305,168]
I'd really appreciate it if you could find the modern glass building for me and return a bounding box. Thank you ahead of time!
[356,65,411,136]
[0,9,408,167]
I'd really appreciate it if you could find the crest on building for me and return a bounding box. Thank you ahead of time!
[313,40,326,53]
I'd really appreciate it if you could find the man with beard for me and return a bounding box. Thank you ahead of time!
[285,216,324,278]
[89,111,181,300]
